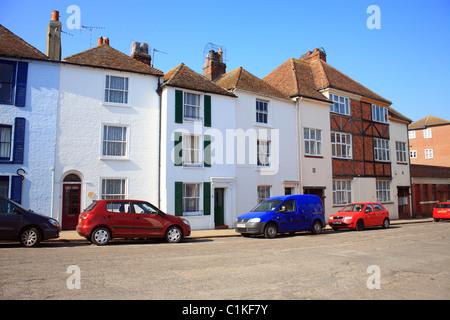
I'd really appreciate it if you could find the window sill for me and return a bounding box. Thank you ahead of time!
[100,156,129,161]
[305,154,323,159]
[103,102,131,108]
[182,164,204,169]
[253,122,273,129]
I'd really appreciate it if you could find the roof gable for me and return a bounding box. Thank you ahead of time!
[215,67,290,100]
[63,44,163,76]
[0,24,48,60]
[162,63,236,97]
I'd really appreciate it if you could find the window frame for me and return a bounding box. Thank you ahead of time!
[304,128,322,156]
[331,132,352,159]
[373,138,390,162]
[395,141,407,163]
[0,60,16,105]
[0,125,12,161]
[410,150,417,159]
[376,180,391,203]
[329,94,350,116]
[257,185,271,203]
[104,75,129,105]
[257,140,271,167]
[183,92,202,121]
[332,180,352,206]
[182,183,202,216]
[255,99,269,125]
[423,128,432,139]
[425,149,433,159]
[408,131,416,139]
[101,178,127,200]
[101,124,129,159]
[182,134,202,167]
[371,104,388,124]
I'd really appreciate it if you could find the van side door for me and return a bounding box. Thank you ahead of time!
[276,199,300,232]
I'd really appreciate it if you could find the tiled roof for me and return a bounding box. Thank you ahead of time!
[162,63,236,97]
[0,24,48,60]
[215,67,290,101]
[409,115,450,129]
[311,59,391,104]
[63,44,164,76]
[263,58,330,103]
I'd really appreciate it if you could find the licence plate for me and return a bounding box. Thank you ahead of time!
[333,221,342,224]
[237,223,246,228]
[439,210,447,213]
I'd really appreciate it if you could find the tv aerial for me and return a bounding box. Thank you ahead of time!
[81,25,105,48]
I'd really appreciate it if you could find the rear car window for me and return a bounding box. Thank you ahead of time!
[436,203,450,209]
[84,202,98,212]
[373,204,384,211]
[106,201,132,213]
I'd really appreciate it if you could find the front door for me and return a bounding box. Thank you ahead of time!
[397,187,411,219]
[62,184,81,230]
[214,188,225,226]
[304,188,325,209]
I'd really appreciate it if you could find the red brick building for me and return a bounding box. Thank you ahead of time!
[408,116,450,216]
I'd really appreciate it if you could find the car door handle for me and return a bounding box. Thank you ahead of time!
[135,217,140,220]
[106,215,112,219]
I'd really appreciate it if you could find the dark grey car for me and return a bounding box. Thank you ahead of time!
[0,195,60,247]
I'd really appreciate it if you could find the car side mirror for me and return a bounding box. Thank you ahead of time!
[278,206,286,213]
[13,207,22,214]
[365,208,371,213]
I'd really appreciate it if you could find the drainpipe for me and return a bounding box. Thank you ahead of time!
[296,97,303,194]
[157,77,162,208]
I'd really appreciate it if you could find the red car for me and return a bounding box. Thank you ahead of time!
[76,199,191,245]
[328,202,390,231]
[433,202,450,222]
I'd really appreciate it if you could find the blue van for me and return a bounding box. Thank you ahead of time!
[235,195,326,238]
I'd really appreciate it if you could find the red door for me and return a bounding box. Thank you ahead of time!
[62,184,81,230]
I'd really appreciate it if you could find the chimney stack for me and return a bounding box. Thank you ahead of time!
[300,47,326,63]
[131,42,151,66]
[97,37,110,46]
[203,48,226,81]
[46,10,62,61]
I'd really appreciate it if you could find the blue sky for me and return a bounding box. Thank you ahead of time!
[1,0,449,122]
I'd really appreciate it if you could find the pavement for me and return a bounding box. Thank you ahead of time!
[49,217,434,243]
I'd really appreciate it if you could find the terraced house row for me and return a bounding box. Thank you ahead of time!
[0,11,412,230]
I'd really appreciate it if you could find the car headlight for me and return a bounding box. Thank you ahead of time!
[49,219,60,227]
[182,219,190,226]
[343,217,353,221]
[248,218,261,223]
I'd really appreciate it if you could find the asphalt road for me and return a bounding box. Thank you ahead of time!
[0,222,449,300]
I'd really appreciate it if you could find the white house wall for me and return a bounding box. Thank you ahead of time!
[54,64,160,223]
[160,87,236,230]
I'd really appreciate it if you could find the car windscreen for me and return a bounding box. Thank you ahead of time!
[251,200,282,212]
[435,203,450,209]
[341,204,364,212]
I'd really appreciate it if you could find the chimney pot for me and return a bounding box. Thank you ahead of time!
[98,36,104,46]
[104,37,109,46]
[51,10,59,21]
[131,41,152,65]
[203,48,226,81]
[300,47,326,63]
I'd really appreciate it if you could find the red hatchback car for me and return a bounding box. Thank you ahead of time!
[76,199,191,245]
[328,202,390,231]
[433,202,450,222]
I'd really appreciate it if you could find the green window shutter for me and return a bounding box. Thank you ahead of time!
[204,134,211,168]
[204,95,211,127]
[203,182,211,215]
[174,132,182,166]
[175,90,183,124]
[175,182,183,216]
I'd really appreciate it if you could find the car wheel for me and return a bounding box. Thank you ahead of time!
[433,218,440,222]
[355,219,364,231]
[264,223,277,239]
[91,227,111,246]
[382,218,390,229]
[20,227,42,247]
[166,225,182,243]
[311,220,323,235]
